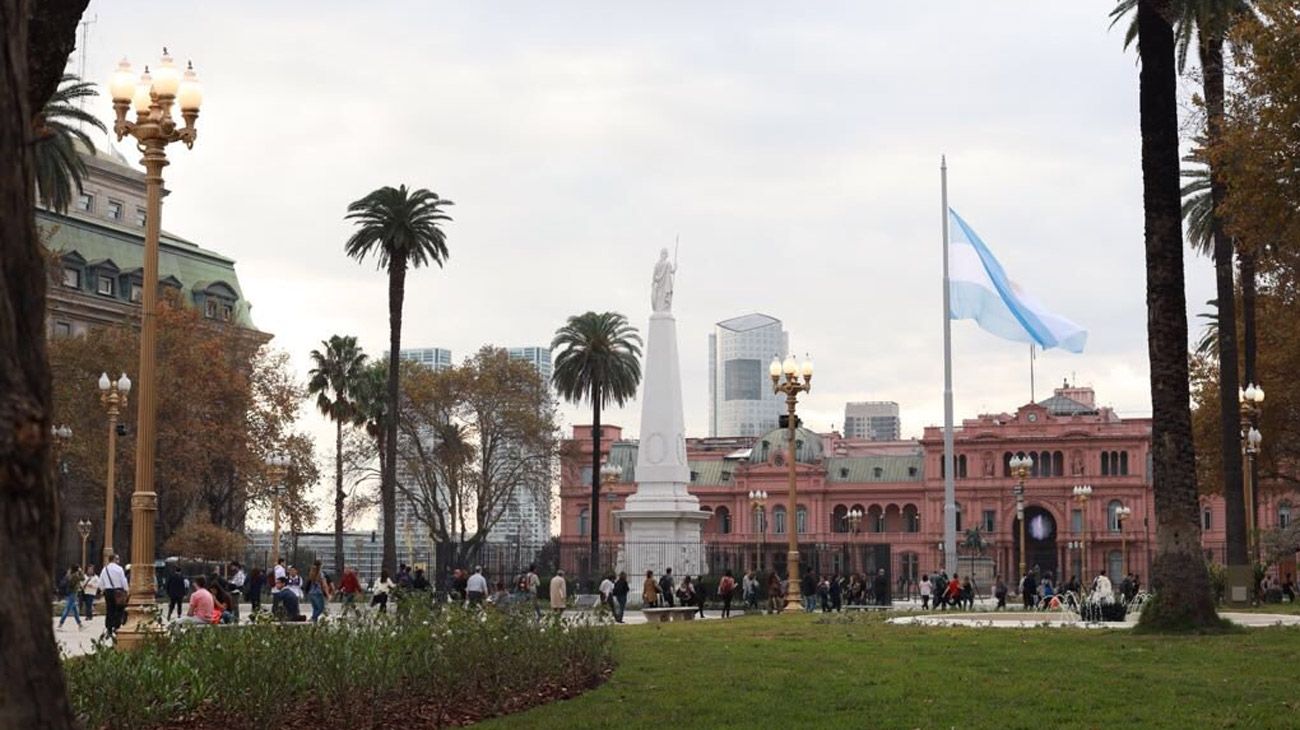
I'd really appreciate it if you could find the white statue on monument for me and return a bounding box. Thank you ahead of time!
[651,247,675,313]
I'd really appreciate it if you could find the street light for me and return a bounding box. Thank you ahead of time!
[109,48,202,648]
[97,372,131,566]
[846,507,863,574]
[265,454,290,568]
[770,352,813,613]
[1240,383,1265,564]
[51,424,73,466]
[1072,484,1093,579]
[76,519,93,570]
[1116,504,1132,576]
[749,490,768,572]
[1010,454,1033,580]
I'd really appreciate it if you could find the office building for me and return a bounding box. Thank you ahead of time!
[708,313,788,437]
[844,401,902,441]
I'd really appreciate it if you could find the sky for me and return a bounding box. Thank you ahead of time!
[74,1,1216,529]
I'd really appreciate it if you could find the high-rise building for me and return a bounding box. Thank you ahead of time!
[507,346,553,385]
[383,347,454,561]
[489,346,554,546]
[844,401,902,441]
[708,313,788,437]
[398,347,452,371]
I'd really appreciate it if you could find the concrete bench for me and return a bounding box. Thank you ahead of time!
[843,604,892,611]
[642,607,700,623]
[572,594,603,610]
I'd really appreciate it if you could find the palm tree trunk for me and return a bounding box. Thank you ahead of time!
[0,3,78,723]
[382,260,407,576]
[1201,33,1247,570]
[1136,0,1219,630]
[1240,249,1259,548]
[334,417,345,581]
[590,383,602,591]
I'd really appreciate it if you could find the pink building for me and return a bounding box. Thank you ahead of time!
[559,383,1298,584]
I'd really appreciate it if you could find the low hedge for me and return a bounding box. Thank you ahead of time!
[64,604,613,729]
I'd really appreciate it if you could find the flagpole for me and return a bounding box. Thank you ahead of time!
[1030,343,1036,403]
[941,156,957,576]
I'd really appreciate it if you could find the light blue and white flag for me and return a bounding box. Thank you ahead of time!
[947,208,1087,353]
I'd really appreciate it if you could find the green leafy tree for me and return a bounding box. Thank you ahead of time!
[1113,0,1256,573]
[345,185,453,575]
[308,334,368,579]
[551,312,642,584]
[1130,0,1220,630]
[33,73,106,213]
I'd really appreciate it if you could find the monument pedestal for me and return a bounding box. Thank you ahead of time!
[614,309,706,595]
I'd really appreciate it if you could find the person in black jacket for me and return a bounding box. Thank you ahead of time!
[801,569,817,612]
[872,568,890,606]
[245,568,265,614]
[164,567,187,620]
[658,568,675,607]
[612,572,630,623]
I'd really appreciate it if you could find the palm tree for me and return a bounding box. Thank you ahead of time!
[1132,0,1220,629]
[1114,0,1256,576]
[33,74,107,213]
[345,185,453,575]
[308,335,368,580]
[552,312,642,586]
[353,359,391,479]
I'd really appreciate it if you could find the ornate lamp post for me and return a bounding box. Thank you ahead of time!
[1072,484,1093,578]
[97,372,130,565]
[1066,539,1083,588]
[749,490,768,572]
[51,424,72,465]
[108,49,203,647]
[846,507,863,573]
[1010,454,1033,579]
[770,353,813,613]
[265,454,290,568]
[76,519,93,570]
[1240,383,1265,564]
[1115,504,1132,576]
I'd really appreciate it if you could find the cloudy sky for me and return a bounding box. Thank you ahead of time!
[77,1,1214,528]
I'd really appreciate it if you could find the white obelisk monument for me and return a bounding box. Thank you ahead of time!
[614,248,707,586]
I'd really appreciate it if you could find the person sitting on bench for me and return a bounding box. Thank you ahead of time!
[271,576,306,622]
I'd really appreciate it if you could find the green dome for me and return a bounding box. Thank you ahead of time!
[751,426,824,465]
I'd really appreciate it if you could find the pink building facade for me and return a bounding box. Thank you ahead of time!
[559,384,1299,584]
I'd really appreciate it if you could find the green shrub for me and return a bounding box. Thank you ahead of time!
[64,604,613,729]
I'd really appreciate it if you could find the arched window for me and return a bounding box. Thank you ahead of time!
[773,506,787,534]
[903,504,920,533]
[831,504,848,533]
[868,505,884,533]
[717,506,732,534]
[578,508,590,536]
[1201,507,1212,530]
[1003,452,1013,477]
[1053,451,1064,477]
[900,552,919,582]
[796,506,808,534]
[753,506,767,534]
[884,504,903,532]
[1040,451,1052,477]
[1107,500,1123,532]
[1119,451,1129,476]
[958,454,968,479]
[1280,502,1292,530]
[1101,451,1110,476]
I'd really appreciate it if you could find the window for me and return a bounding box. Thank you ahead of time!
[723,359,762,401]
[900,552,919,582]
[577,508,590,536]
[773,506,787,535]
[796,506,807,534]
[831,505,848,533]
[1101,451,1110,476]
[872,466,883,479]
[96,276,114,296]
[1280,503,1292,530]
[839,467,850,479]
[1201,508,1212,530]
[1003,452,1013,477]
[868,506,884,532]
[954,502,963,532]
[1119,451,1129,476]
[221,304,233,321]
[753,506,766,534]
[76,193,94,212]
[904,504,921,533]
[205,299,219,318]
[1053,451,1065,477]
[982,509,996,533]
[717,506,732,535]
[1108,550,1124,578]
[907,466,918,477]
[53,322,71,337]
[106,200,123,220]
[135,207,146,226]
[1107,500,1124,532]
[130,283,143,303]
[61,267,80,289]
[958,454,968,479]
[1072,509,1083,533]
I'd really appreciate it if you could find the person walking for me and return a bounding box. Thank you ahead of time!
[80,565,99,621]
[339,565,363,615]
[57,565,84,630]
[227,561,246,622]
[164,566,187,621]
[612,571,630,623]
[549,569,568,615]
[598,573,615,611]
[718,569,737,619]
[371,569,396,613]
[994,575,1008,610]
[830,573,844,612]
[801,569,817,613]
[873,568,891,606]
[466,566,489,607]
[742,570,758,610]
[307,561,333,622]
[246,568,265,614]
[99,554,128,638]
[1021,571,1038,610]
[659,568,676,607]
[642,570,660,608]
[767,572,784,614]
[920,573,932,610]
[273,558,287,584]
[525,564,542,619]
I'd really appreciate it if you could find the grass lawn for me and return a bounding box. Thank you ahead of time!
[482,612,1300,729]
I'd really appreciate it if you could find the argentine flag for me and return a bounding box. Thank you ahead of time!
[947,208,1087,353]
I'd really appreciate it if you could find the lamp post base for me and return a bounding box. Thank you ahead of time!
[1225,563,1255,608]
[783,550,803,613]
[114,601,165,651]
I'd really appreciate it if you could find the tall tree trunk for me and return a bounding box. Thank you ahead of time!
[1240,249,1259,530]
[589,385,601,591]
[334,417,344,580]
[1201,33,1247,569]
[382,261,406,575]
[1136,0,1220,630]
[0,1,83,726]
